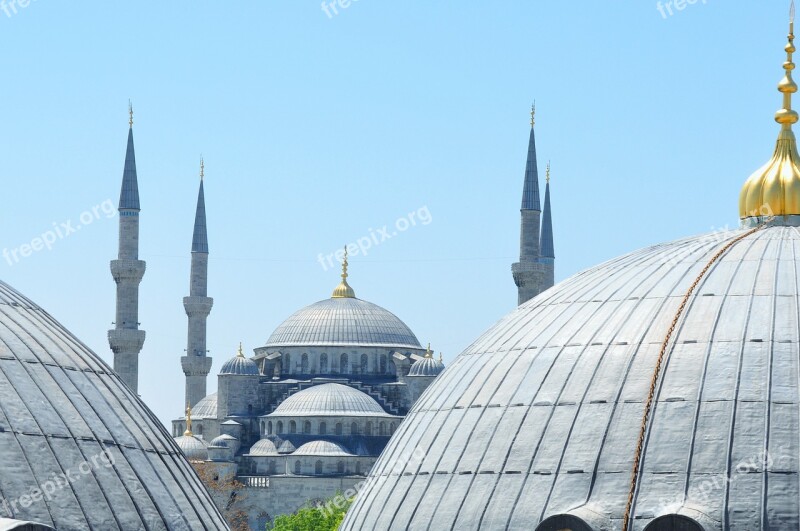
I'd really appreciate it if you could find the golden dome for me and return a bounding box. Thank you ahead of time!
[740,14,800,219]
[331,246,356,298]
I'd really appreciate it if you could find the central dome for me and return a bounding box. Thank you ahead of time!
[270,383,390,417]
[342,226,800,530]
[264,297,421,349]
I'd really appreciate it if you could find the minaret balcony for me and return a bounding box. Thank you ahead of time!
[107,329,146,353]
[183,296,214,317]
[110,259,146,282]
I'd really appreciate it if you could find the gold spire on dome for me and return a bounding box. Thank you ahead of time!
[128,101,134,128]
[331,247,356,298]
[425,343,433,358]
[237,341,244,358]
[184,403,193,437]
[740,2,800,220]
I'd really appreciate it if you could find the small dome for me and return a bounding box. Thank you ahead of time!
[209,434,237,448]
[248,439,279,456]
[264,298,421,349]
[270,383,388,417]
[190,392,218,418]
[220,343,259,375]
[408,348,445,377]
[278,440,296,454]
[174,434,209,461]
[294,440,353,457]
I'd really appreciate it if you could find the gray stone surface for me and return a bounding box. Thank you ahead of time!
[343,225,800,530]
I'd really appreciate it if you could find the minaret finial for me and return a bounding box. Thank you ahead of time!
[777,2,799,131]
[128,101,133,128]
[331,246,356,298]
[546,161,551,183]
[237,342,244,358]
[200,156,204,181]
[184,402,193,437]
[530,101,536,127]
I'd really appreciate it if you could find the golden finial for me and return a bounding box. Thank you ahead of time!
[237,341,244,358]
[200,156,205,181]
[546,161,551,183]
[128,101,134,128]
[425,343,433,358]
[184,402,193,437]
[530,101,536,127]
[331,246,356,298]
[739,4,800,220]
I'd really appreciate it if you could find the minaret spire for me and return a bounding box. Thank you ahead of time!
[181,158,214,408]
[539,162,555,289]
[108,105,146,392]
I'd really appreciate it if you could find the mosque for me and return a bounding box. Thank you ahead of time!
[342,12,800,531]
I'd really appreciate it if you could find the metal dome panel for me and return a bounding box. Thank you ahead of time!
[342,226,800,530]
[268,383,390,417]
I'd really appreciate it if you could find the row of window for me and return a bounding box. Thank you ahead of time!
[262,419,396,436]
[259,460,367,476]
[282,353,394,375]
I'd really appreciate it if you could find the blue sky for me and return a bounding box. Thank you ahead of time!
[0,1,790,426]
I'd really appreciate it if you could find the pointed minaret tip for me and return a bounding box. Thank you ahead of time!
[530,101,535,128]
[546,161,551,183]
[200,156,204,181]
[128,100,133,129]
[191,161,209,253]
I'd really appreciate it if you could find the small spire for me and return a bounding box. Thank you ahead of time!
[530,101,536,128]
[191,162,208,253]
[128,100,133,128]
[119,105,141,211]
[331,246,356,298]
[425,343,433,358]
[184,402,193,437]
[541,163,555,259]
[237,342,245,358]
[546,161,551,183]
[199,156,205,181]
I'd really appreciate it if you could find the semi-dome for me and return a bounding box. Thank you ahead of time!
[248,439,280,456]
[0,280,226,529]
[174,434,209,461]
[190,392,219,418]
[294,440,353,457]
[408,345,445,377]
[219,343,259,375]
[269,383,389,417]
[343,226,800,530]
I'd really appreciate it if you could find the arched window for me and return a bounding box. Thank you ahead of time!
[379,422,386,436]
[340,353,349,373]
[197,424,203,435]
[351,422,359,435]
[261,421,265,434]
[277,421,283,433]
[360,354,368,374]
[315,460,323,474]
[365,422,373,436]
[335,422,343,435]
[304,421,312,434]
[320,353,328,373]
[289,420,297,434]
[319,421,327,435]
[337,461,344,474]
[643,515,704,531]
[388,359,396,376]
[294,460,302,475]
[267,421,273,435]
[535,515,593,531]
[283,353,291,374]
[380,355,387,373]
[301,353,309,373]
[389,422,396,435]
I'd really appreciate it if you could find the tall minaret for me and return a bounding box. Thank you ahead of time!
[512,104,544,305]
[181,159,213,408]
[539,162,555,290]
[108,104,146,392]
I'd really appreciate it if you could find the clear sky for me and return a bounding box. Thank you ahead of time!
[0,1,791,427]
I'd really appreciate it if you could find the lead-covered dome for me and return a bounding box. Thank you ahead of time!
[342,226,800,530]
[219,343,259,375]
[294,440,353,457]
[264,297,421,349]
[0,280,227,529]
[174,434,209,461]
[269,383,389,417]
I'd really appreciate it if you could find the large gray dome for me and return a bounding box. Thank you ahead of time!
[0,280,227,530]
[269,383,390,417]
[343,226,800,530]
[264,297,421,349]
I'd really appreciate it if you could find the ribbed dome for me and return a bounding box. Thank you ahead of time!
[174,434,209,461]
[269,383,388,417]
[219,344,259,375]
[0,280,226,529]
[294,440,353,457]
[343,226,800,530]
[209,434,236,448]
[190,392,218,419]
[264,298,421,349]
[248,439,279,456]
[408,356,445,377]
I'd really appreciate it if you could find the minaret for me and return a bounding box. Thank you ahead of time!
[181,158,214,408]
[539,162,555,290]
[108,104,146,393]
[512,104,544,305]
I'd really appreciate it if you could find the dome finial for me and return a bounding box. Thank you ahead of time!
[331,246,356,298]
[237,341,244,358]
[184,402,193,437]
[425,343,433,358]
[739,4,800,221]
